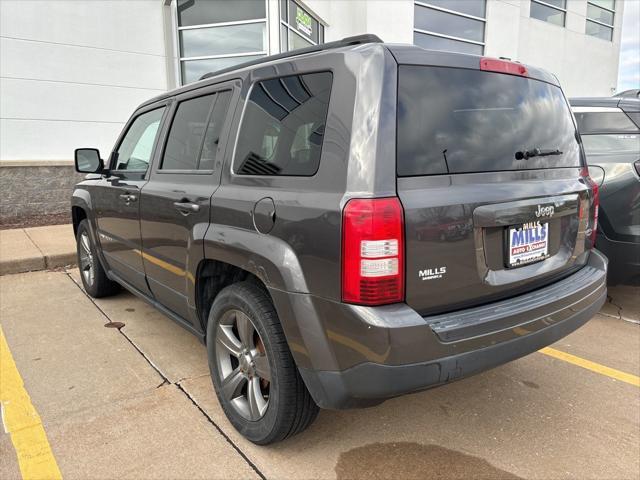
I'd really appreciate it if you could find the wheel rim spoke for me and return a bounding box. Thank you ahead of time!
[221,367,246,401]
[215,308,270,421]
[247,377,267,419]
[80,255,91,270]
[79,233,93,285]
[236,311,255,349]
[216,325,242,357]
[81,233,91,254]
[253,354,271,382]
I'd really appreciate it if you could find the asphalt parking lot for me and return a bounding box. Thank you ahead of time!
[1,269,638,480]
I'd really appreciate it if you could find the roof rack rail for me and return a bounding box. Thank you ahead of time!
[199,34,383,81]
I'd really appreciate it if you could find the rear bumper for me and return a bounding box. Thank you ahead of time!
[596,231,640,285]
[270,250,607,409]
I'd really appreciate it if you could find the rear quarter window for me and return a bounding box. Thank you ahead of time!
[233,71,332,176]
[573,111,639,134]
[626,112,640,127]
[397,65,581,176]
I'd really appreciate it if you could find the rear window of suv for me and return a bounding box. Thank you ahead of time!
[397,65,581,176]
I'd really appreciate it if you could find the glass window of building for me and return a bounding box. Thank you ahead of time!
[177,0,268,84]
[413,1,486,56]
[280,0,325,52]
[530,0,567,27]
[586,1,615,41]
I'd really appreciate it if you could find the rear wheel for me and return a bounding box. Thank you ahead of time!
[206,281,318,444]
[76,220,119,298]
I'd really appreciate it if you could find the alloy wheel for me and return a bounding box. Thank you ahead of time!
[79,231,95,287]
[215,309,271,420]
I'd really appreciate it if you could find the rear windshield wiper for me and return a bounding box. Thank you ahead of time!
[515,148,563,160]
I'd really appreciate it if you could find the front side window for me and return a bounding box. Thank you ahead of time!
[413,1,486,56]
[397,65,581,176]
[234,72,332,176]
[114,108,165,171]
[177,0,267,84]
[530,0,566,27]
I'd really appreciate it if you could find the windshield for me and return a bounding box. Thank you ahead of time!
[397,65,581,176]
[581,134,640,155]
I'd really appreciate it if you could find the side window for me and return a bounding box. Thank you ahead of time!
[574,111,639,134]
[233,71,333,176]
[114,107,165,171]
[625,112,640,128]
[161,94,216,170]
[199,90,232,170]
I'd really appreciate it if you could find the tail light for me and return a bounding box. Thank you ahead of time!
[581,167,599,246]
[342,197,404,305]
[480,57,528,77]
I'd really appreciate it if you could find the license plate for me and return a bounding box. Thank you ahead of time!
[508,221,549,268]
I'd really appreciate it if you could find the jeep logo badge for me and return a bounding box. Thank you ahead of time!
[535,204,554,218]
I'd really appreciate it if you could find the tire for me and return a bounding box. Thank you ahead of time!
[206,281,319,445]
[76,219,119,298]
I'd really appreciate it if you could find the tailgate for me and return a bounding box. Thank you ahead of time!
[399,172,591,315]
[396,63,595,315]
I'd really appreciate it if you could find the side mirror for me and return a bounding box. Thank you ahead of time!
[74,148,104,173]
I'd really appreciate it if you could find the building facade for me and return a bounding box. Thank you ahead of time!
[0,0,625,220]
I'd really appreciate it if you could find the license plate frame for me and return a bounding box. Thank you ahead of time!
[506,221,549,268]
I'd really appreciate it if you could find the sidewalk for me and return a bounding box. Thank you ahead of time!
[0,224,76,275]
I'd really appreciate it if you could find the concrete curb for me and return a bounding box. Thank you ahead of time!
[0,224,76,275]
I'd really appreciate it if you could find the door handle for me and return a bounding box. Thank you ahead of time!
[119,194,137,202]
[173,201,200,215]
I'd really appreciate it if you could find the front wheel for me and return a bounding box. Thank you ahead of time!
[76,220,119,298]
[206,281,318,444]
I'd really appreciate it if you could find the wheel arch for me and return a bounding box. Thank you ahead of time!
[70,188,93,236]
[194,258,267,336]
[71,206,87,236]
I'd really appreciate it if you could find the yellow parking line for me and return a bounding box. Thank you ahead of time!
[539,346,640,387]
[0,326,62,480]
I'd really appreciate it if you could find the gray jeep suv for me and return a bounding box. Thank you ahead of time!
[72,35,607,444]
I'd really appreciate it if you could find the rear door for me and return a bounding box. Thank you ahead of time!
[95,106,166,295]
[139,82,236,323]
[396,64,595,315]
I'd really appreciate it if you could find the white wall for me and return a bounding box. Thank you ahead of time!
[0,0,175,161]
[304,0,413,43]
[0,0,623,163]
[485,0,623,97]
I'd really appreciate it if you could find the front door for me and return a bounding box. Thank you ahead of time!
[140,86,235,324]
[95,106,166,295]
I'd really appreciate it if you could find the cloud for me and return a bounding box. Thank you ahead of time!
[617,0,640,92]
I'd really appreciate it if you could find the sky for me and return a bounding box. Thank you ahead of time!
[617,0,640,92]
